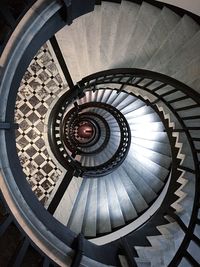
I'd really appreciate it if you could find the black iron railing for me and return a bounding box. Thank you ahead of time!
[77,68,200,266]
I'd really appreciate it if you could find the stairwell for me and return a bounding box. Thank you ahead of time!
[0,1,200,266]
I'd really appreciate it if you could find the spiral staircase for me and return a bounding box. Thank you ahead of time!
[0,0,200,266]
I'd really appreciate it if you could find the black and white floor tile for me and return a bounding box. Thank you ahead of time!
[15,43,66,205]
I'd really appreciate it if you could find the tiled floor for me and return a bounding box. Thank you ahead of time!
[15,44,66,205]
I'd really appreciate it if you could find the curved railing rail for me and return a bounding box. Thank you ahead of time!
[77,68,200,266]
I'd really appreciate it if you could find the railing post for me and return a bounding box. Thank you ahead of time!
[71,234,84,267]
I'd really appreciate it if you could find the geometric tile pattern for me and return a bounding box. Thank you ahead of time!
[15,44,66,205]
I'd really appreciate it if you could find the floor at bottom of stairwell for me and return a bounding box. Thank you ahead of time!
[14,43,65,205]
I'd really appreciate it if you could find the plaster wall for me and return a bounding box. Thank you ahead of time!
[155,0,200,16]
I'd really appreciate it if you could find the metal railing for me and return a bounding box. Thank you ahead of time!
[77,68,200,266]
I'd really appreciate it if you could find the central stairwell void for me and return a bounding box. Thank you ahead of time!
[47,76,172,238]
[0,0,200,266]
[45,68,200,266]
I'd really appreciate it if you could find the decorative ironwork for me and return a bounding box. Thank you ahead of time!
[79,68,200,265]
[48,91,132,177]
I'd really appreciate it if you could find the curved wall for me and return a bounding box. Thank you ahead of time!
[156,0,200,16]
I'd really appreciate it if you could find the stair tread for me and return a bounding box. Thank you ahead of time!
[97,178,112,234]
[135,245,165,265]
[146,15,199,71]
[127,113,160,124]
[100,89,114,103]
[134,258,151,266]
[131,143,171,169]
[116,94,138,111]
[82,178,98,237]
[105,175,125,228]
[132,138,171,156]
[114,2,160,68]
[67,179,90,234]
[111,92,131,108]
[71,17,90,79]
[105,90,120,105]
[131,131,169,143]
[80,256,113,267]
[111,173,138,221]
[117,166,149,213]
[179,257,192,267]
[134,6,180,68]
[173,57,200,87]
[158,30,200,77]
[100,2,121,70]
[55,26,81,82]
[110,0,140,67]
[53,176,83,226]
[129,121,165,132]
[85,5,102,74]
[94,89,106,102]
[188,77,200,94]
[127,150,169,182]
[122,102,152,117]
[120,103,145,117]
[187,241,200,263]
[124,155,164,194]
[121,161,158,203]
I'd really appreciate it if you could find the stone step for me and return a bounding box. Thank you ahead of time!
[97,178,112,234]
[158,30,200,77]
[82,178,98,237]
[118,166,149,213]
[53,176,83,226]
[134,7,180,68]
[112,2,160,68]
[122,159,158,202]
[146,15,199,72]
[67,179,90,234]
[110,0,140,68]
[99,2,120,70]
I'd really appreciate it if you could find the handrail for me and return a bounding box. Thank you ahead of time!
[78,68,200,265]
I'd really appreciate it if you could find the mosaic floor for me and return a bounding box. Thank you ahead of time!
[15,43,66,205]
